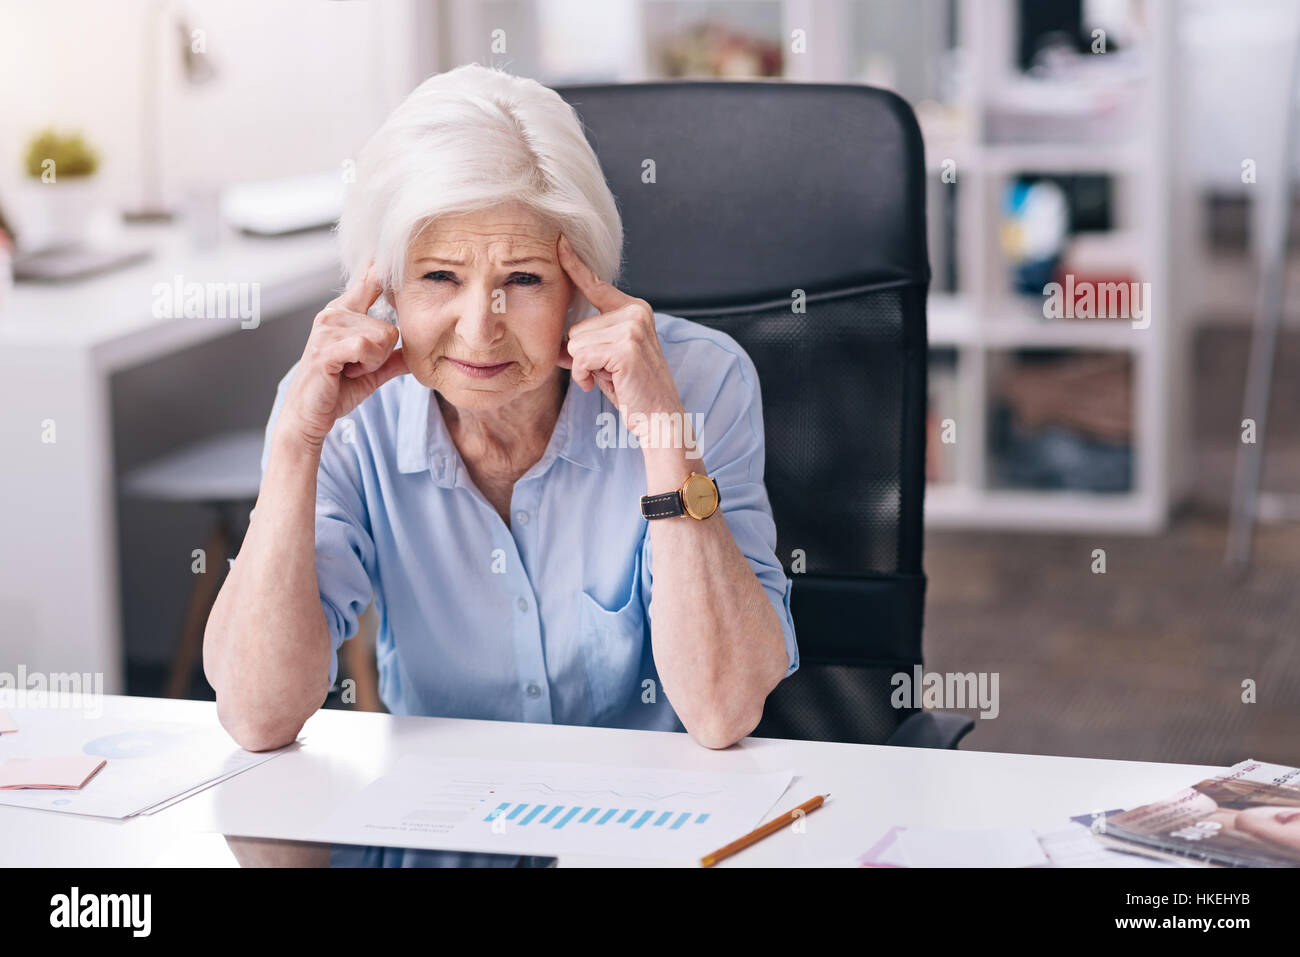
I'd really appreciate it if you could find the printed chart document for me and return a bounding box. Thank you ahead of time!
[0,708,292,818]
[314,755,795,863]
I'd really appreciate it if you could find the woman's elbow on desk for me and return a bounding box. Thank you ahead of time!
[209,657,330,751]
[684,707,764,750]
[202,586,333,751]
[205,626,330,752]
[215,695,312,753]
[674,622,790,749]
[678,687,769,749]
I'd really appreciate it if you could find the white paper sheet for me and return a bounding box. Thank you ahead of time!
[0,708,291,818]
[858,822,1192,868]
[136,737,307,816]
[312,755,795,863]
[898,826,1051,867]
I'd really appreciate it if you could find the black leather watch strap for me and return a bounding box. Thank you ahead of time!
[640,489,684,520]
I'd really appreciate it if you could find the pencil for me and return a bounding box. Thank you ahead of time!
[699,793,829,867]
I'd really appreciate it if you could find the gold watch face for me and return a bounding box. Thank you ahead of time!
[681,472,718,520]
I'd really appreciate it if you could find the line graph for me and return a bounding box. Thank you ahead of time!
[510,780,726,802]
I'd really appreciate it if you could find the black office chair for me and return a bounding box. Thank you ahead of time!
[558,81,973,749]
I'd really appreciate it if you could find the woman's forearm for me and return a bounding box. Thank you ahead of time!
[643,446,790,750]
[203,271,405,750]
[203,427,333,751]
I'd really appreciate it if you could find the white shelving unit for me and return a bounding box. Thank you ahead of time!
[923,0,1176,533]
[437,0,1178,533]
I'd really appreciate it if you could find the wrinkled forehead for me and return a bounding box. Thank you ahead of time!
[407,205,560,266]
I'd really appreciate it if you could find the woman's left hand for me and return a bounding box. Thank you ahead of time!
[556,234,686,442]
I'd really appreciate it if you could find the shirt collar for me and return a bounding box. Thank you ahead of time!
[395,370,604,485]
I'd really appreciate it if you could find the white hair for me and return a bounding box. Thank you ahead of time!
[337,63,623,328]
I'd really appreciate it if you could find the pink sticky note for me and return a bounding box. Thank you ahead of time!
[0,755,106,789]
[0,709,16,734]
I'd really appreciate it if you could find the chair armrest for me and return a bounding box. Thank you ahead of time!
[886,711,975,749]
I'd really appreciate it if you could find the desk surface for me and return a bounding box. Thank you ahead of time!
[1,695,1226,867]
[0,223,339,368]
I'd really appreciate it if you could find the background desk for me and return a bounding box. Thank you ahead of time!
[0,227,339,691]
[0,696,1228,867]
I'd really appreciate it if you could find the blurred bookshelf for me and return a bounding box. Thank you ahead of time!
[919,0,1175,532]
[439,0,1178,532]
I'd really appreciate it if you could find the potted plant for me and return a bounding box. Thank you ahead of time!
[21,128,102,247]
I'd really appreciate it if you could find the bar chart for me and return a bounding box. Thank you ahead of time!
[485,802,711,830]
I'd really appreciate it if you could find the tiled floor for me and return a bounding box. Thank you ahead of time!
[924,510,1298,765]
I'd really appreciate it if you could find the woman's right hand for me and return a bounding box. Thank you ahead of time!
[277,266,409,450]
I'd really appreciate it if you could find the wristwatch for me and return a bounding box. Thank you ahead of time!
[640,471,721,521]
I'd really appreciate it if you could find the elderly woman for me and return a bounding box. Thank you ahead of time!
[203,64,798,863]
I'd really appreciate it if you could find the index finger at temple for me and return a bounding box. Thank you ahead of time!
[337,263,386,315]
[557,234,627,313]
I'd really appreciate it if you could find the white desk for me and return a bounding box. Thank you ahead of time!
[0,695,1228,867]
[0,227,339,691]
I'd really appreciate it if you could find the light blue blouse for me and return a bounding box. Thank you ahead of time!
[257,311,799,865]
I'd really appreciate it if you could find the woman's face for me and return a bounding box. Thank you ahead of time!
[391,202,574,411]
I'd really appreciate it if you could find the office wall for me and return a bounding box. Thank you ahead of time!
[1176,0,1300,327]
[0,0,428,233]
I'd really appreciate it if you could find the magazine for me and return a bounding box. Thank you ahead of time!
[1094,759,1300,867]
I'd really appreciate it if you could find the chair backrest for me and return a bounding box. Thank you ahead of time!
[557,81,930,744]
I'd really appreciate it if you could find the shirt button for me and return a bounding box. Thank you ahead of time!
[517,597,528,612]
[525,682,542,699]
[515,510,529,526]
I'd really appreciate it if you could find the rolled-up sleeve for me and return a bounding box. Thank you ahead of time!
[257,365,376,688]
[639,339,800,680]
